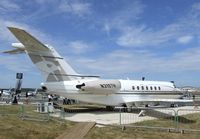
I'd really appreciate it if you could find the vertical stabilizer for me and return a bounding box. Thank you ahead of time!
[8,27,78,82]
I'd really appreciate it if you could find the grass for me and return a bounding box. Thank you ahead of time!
[176,113,200,129]
[0,105,75,139]
[133,112,200,130]
[85,113,200,139]
[85,126,200,139]
[1,105,200,139]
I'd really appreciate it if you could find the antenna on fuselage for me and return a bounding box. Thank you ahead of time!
[170,81,176,88]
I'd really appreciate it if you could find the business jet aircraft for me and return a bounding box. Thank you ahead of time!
[4,27,192,109]
[1,88,12,96]
[27,88,38,97]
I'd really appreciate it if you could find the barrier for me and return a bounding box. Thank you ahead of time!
[176,109,200,133]
[119,107,176,130]
[1,104,200,132]
[119,107,200,133]
[0,103,67,123]
[0,104,21,116]
[20,104,50,121]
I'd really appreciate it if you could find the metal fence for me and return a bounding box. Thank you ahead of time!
[20,104,50,121]
[0,104,22,116]
[0,103,51,122]
[118,107,200,132]
[176,108,200,133]
[1,103,200,133]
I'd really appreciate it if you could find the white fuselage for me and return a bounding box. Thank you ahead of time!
[1,89,12,96]
[6,27,191,107]
[42,79,183,106]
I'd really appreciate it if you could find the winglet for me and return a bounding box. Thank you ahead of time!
[7,27,49,52]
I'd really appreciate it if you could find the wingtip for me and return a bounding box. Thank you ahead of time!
[7,26,16,30]
[7,26,25,32]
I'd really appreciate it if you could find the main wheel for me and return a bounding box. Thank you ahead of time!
[106,106,114,111]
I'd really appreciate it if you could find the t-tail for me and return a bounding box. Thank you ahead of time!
[5,27,79,82]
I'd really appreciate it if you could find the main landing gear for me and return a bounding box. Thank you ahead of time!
[106,106,114,111]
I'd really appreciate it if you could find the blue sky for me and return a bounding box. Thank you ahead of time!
[0,0,200,88]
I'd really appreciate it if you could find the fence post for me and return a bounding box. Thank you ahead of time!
[0,105,4,115]
[20,105,24,118]
[119,107,121,125]
[60,107,65,119]
[46,105,50,121]
[175,109,179,131]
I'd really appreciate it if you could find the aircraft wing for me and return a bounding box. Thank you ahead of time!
[122,97,193,104]
[7,27,49,52]
[122,97,193,108]
[142,99,193,103]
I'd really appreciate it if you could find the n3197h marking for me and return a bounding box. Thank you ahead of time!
[100,84,116,88]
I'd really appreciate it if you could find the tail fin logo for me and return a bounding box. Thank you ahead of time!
[29,53,71,82]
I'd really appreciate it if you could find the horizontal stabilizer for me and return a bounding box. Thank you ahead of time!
[62,74,100,78]
[7,27,49,52]
[3,48,25,54]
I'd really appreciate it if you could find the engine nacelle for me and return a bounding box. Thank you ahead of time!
[76,79,121,94]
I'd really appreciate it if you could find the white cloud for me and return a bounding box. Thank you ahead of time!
[0,0,20,13]
[0,55,33,72]
[103,23,111,37]
[116,24,179,47]
[102,1,145,36]
[101,1,177,47]
[58,1,91,17]
[177,35,193,44]
[192,2,200,11]
[116,26,152,47]
[72,46,200,76]
[102,1,200,48]
[67,41,90,54]
[4,0,92,22]
[0,19,53,46]
[116,1,145,22]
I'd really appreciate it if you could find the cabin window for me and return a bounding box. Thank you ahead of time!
[132,86,135,90]
[146,86,148,90]
[150,86,153,90]
[137,86,140,90]
[158,86,161,90]
[154,86,157,90]
[141,86,144,90]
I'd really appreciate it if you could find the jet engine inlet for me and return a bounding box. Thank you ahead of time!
[41,86,47,91]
